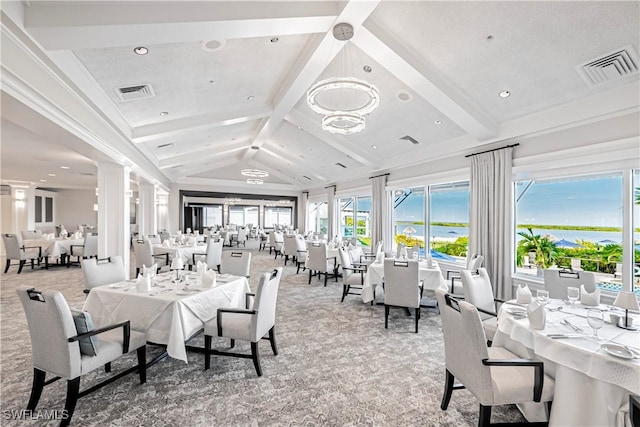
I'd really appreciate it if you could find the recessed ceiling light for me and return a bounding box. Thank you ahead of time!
[372,145,377,149]
[486,35,494,41]
[297,126,303,130]
[250,146,260,150]
[499,90,511,98]
[160,111,169,116]
[363,65,372,73]
[270,37,279,43]
[40,179,47,182]
[201,39,226,52]
[247,95,255,101]
[48,173,56,177]
[133,46,148,55]
[434,119,442,125]
[397,91,412,102]
[60,166,70,169]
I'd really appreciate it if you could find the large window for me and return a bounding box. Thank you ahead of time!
[308,201,328,235]
[393,187,425,255]
[338,196,371,247]
[264,207,292,228]
[514,173,623,279]
[228,205,259,227]
[203,205,223,227]
[634,169,640,290]
[429,182,470,262]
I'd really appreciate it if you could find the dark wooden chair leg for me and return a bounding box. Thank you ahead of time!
[308,269,313,284]
[385,305,389,329]
[204,335,212,371]
[441,369,455,410]
[478,404,492,427]
[297,262,301,274]
[230,339,235,349]
[18,260,26,274]
[27,368,46,410]
[251,342,262,377]
[104,362,111,373]
[137,346,147,383]
[268,327,278,355]
[4,260,10,273]
[324,273,328,287]
[61,377,81,427]
[341,285,347,302]
[135,268,140,277]
[415,308,420,333]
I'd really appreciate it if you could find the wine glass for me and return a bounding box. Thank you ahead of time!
[587,309,604,338]
[412,251,419,261]
[567,287,580,305]
[536,290,550,306]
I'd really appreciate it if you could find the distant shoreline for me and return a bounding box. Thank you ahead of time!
[394,221,638,233]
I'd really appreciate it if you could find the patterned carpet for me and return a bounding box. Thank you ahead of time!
[0,240,523,426]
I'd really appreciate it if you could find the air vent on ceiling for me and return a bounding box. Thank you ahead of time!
[335,162,347,169]
[115,84,155,101]
[72,172,94,176]
[400,135,420,145]
[157,143,174,150]
[303,175,312,181]
[577,45,639,87]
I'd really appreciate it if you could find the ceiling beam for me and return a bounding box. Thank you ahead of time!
[258,146,327,182]
[167,156,241,180]
[240,0,381,163]
[354,21,498,142]
[158,142,248,169]
[249,159,298,186]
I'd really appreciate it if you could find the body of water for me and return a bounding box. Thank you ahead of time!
[394,224,626,244]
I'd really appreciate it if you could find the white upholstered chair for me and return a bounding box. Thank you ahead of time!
[81,256,126,294]
[268,231,284,258]
[190,238,223,272]
[21,230,44,240]
[307,242,338,286]
[203,268,283,376]
[383,259,422,333]
[132,238,166,277]
[235,227,248,247]
[459,268,503,344]
[220,251,252,277]
[338,247,366,303]
[294,235,308,274]
[68,233,99,266]
[2,233,46,273]
[17,286,147,427]
[543,269,596,300]
[446,253,484,294]
[435,289,554,427]
[282,235,298,266]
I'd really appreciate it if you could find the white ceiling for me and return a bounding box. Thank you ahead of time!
[1,1,639,191]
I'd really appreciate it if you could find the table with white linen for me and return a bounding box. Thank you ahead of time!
[25,237,84,258]
[83,273,250,362]
[361,259,448,303]
[153,243,207,264]
[494,299,640,426]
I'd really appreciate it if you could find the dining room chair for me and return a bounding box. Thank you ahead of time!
[307,242,338,286]
[459,268,504,345]
[235,227,248,247]
[543,269,596,300]
[220,251,252,277]
[132,238,167,277]
[294,235,308,274]
[203,268,283,377]
[446,253,484,295]
[220,230,231,247]
[16,286,147,427]
[383,259,422,333]
[158,230,170,243]
[2,233,46,273]
[268,231,284,258]
[68,233,99,267]
[435,289,554,427]
[21,230,44,240]
[282,235,298,266]
[190,238,223,272]
[338,247,367,303]
[81,256,126,294]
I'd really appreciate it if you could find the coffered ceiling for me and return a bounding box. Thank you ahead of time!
[1,1,639,191]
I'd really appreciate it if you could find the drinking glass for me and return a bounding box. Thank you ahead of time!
[536,290,549,306]
[412,251,419,261]
[567,287,580,305]
[587,309,604,337]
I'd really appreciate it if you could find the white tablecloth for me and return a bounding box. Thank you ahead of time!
[361,259,448,303]
[153,243,207,263]
[83,273,250,362]
[494,300,640,426]
[26,238,84,258]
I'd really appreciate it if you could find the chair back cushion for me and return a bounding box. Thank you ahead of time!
[132,239,154,268]
[338,247,354,279]
[307,243,330,272]
[17,286,82,379]
[220,251,252,277]
[435,289,492,403]
[83,234,99,257]
[147,234,161,245]
[70,309,99,356]
[206,239,223,266]
[543,269,596,299]
[467,254,484,271]
[383,259,420,308]
[2,233,25,260]
[236,227,247,242]
[283,235,297,256]
[21,230,43,240]
[349,246,364,264]
[252,268,283,340]
[460,268,496,319]
[81,256,126,289]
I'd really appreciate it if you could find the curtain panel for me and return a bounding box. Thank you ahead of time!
[327,186,336,239]
[300,192,308,234]
[469,147,513,300]
[371,175,390,252]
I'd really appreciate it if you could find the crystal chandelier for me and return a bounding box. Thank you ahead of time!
[241,169,269,178]
[306,23,380,135]
[246,178,264,185]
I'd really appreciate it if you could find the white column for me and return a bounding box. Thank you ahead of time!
[622,169,633,292]
[97,162,131,275]
[157,191,169,232]
[25,185,36,230]
[138,182,157,236]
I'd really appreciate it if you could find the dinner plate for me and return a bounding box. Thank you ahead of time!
[600,343,637,359]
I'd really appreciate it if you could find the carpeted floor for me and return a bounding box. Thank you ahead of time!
[0,240,523,426]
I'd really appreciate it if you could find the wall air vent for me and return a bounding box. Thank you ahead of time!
[577,45,639,87]
[400,135,420,145]
[303,175,312,180]
[157,143,174,150]
[116,84,155,101]
[335,162,347,169]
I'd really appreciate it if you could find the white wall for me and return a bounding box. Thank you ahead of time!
[56,189,97,232]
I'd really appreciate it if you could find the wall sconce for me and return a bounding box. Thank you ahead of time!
[135,198,140,204]
[93,203,98,211]
[95,188,99,196]
[125,189,133,198]
[15,190,25,208]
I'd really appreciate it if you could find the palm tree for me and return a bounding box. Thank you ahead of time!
[516,227,557,268]
[635,187,640,204]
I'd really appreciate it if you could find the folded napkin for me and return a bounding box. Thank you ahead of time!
[143,263,157,280]
[580,284,600,306]
[516,284,533,304]
[195,260,207,282]
[376,252,385,263]
[201,269,217,288]
[136,274,151,293]
[426,254,433,268]
[527,301,546,330]
[74,231,83,239]
[163,239,171,248]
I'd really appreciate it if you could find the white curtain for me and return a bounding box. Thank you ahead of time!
[371,175,390,252]
[327,186,336,239]
[299,192,308,234]
[469,147,513,300]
